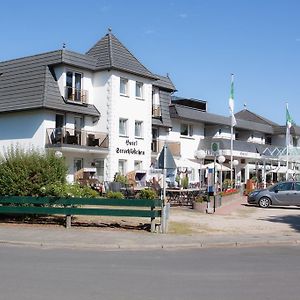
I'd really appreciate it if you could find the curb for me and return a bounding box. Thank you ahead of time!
[1,238,300,251]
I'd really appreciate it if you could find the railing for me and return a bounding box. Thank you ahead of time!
[64,86,88,104]
[152,104,162,117]
[46,128,109,149]
[152,140,181,156]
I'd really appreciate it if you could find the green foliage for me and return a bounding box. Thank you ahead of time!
[40,182,99,198]
[106,191,124,199]
[0,147,67,196]
[223,179,234,190]
[113,173,128,185]
[181,176,189,189]
[194,194,207,202]
[136,188,157,199]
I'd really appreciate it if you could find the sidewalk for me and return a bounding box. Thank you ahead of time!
[1,194,300,251]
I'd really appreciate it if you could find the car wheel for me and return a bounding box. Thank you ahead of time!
[258,197,271,208]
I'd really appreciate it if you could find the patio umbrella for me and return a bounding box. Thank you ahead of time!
[174,158,201,170]
[201,162,231,171]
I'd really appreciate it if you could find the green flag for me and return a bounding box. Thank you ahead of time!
[286,105,294,129]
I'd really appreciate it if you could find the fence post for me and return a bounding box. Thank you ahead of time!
[151,206,155,233]
[66,215,72,229]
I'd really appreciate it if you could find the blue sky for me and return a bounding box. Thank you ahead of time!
[1,0,300,125]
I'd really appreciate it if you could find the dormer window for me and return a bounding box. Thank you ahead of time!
[65,71,88,104]
[152,87,161,117]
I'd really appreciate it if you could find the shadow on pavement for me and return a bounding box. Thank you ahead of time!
[260,214,300,233]
[0,214,151,232]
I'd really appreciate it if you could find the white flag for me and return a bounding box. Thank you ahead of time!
[229,75,236,127]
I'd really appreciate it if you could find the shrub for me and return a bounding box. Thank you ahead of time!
[106,191,124,199]
[136,188,157,199]
[113,173,128,185]
[181,176,189,189]
[194,194,207,202]
[0,147,67,196]
[40,182,99,198]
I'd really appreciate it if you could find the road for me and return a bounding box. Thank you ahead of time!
[1,245,300,300]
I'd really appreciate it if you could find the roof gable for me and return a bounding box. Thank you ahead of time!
[235,109,279,126]
[86,32,157,79]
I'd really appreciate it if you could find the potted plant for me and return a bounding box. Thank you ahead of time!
[192,194,207,213]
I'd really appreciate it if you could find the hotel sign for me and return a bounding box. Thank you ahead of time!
[116,139,145,155]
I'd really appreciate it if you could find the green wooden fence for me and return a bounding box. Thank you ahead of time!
[0,196,162,232]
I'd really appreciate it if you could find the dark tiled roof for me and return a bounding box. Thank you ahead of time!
[86,32,157,79]
[170,104,274,133]
[235,109,279,126]
[0,51,100,116]
[153,74,176,91]
[200,137,285,154]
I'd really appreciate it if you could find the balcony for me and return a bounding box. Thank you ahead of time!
[152,104,162,118]
[46,128,109,149]
[152,139,181,156]
[64,86,88,104]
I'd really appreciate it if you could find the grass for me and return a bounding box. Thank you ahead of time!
[168,221,195,234]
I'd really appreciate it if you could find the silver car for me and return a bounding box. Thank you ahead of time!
[247,181,300,208]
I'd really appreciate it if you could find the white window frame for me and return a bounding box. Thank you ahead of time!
[74,158,83,173]
[135,81,143,99]
[120,77,129,96]
[180,123,193,137]
[118,160,127,175]
[134,160,143,171]
[119,118,128,136]
[94,159,105,182]
[135,120,143,138]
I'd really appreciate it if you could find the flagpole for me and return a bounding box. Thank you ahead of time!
[286,102,289,181]
[229,74,234,187]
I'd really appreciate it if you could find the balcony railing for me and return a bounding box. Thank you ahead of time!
[152,104,162,118]
[152,139,181,156]
[46,128,109,149]
[64,86,88,104]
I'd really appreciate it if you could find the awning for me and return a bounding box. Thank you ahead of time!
[174,158,201,170]
[267,167,300,174]
[201,162,231,171]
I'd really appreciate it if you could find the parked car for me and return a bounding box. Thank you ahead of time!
[247,181,300,208]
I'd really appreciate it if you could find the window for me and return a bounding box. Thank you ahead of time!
[135,121,143,138]
[293,137,298,147]
[134,160,142,171]
[120,78,128,96]
[294,182,300,191]
[136,82,143,98]
[119,118,128,136]
[94,159,104,182]
[274,182,293,191]
[55,114,64,129]
[180,123,193,137]
[265,135,272,145]
[66,71,83,102]
[74,158,83,172]
[118,160,127,175]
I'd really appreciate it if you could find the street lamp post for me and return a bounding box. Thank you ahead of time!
[217,155,225,192]
[194,150,206,191]
[233,159,239,188]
